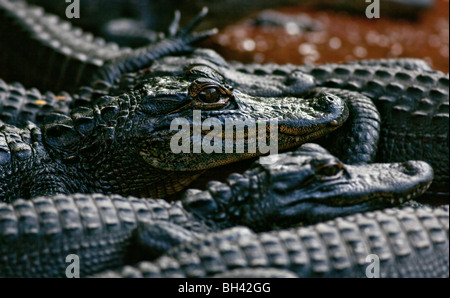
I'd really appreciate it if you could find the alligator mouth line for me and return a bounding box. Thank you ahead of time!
[295,180,432,208]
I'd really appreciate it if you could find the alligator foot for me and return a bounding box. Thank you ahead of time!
[101,8,219,49]
[95,8,218,84]
[128,221,199,262]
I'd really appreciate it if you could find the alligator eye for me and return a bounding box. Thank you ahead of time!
[188,80,232,110]
[197,87,221,103]
[315,163,344,180]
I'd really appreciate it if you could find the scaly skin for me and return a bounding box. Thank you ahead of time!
[0,67,347,200]
[0,193,206,278]
[230,57,449,197]
[0,3,349,201]
[144,49,383,165]
[0,79,72,128]
[0,143,436,277]
[0,2,446,279]
[182,143,433,230]
[96,204,449,278]
[0,0,216,93]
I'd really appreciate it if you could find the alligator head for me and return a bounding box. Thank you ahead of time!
[42,55,348,198]
[183,143,434,230]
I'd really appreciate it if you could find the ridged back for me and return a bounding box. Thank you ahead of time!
[0,0,130,92]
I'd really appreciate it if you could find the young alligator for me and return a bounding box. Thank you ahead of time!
[0,64,348,201]
[229,56,450,198]
[96,203,449,278]
[1,2,446,198]
[0,143,437,278]
[0,47,447,203]
[131,49,449,198]
[0,0,351,201]
[0,1,447,278]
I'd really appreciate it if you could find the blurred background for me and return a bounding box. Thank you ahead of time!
[200,0,449,73]
[28,0,449,73]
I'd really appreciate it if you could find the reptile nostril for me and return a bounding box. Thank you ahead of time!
[401,160,432,177]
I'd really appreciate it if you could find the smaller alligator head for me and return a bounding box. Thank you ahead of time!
[41,55,347,198]
[183,143,434,230]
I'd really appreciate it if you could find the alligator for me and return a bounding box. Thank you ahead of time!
[1,43,352,203]
[0,0,217,93]
[95,203,449,278]
[134,49,450,198]
[0,0,448,279]
[242,59,449,198]
[0,143,439,278]
[0,67,347,201]
[2,2,447,191]
[0,0,354,202]
[0,3,447,200]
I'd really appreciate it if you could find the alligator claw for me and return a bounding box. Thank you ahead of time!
[169,7,217,46]
[167,10,181,37]
[129,221,198,262]
[180,7,209,36]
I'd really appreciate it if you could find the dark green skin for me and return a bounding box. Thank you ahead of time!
[0,0,446,279]
[0,2,348,201]
[97,204,449,278]
[183,143,434,230]
[230,57,449,197]
[0,143,436,277]
[0,65,347,201]
[1,2,446,202]
[0,0,216,93]
[1,47,447,202]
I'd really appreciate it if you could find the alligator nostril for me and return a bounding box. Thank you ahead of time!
[401,160,432,176]
[315,93,338,108]
[325,95,337,102]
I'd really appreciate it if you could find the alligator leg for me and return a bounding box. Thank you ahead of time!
[92,8,218,86]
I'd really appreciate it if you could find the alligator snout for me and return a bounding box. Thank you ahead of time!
[398,160,434,177]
